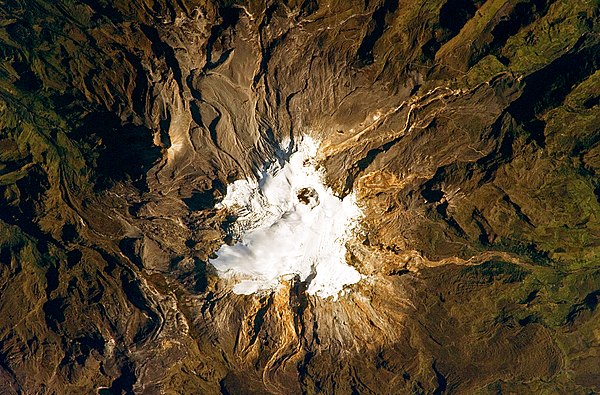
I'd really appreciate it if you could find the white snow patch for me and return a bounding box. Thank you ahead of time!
[210,136,362,299]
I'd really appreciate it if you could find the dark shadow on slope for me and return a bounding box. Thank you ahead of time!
[355,0,399,66]
[509,42,599,122]
[73,112,161,191]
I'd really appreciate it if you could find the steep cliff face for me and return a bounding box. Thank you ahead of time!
[0,0,599,393]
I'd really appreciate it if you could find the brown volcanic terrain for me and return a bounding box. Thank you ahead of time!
[0,0,599,393]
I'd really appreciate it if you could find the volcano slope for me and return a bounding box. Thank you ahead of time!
[0,0,599,393]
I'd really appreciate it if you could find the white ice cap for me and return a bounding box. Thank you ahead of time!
[210,136,362,300]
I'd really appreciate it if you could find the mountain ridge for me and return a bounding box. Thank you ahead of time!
[0,0,598,393]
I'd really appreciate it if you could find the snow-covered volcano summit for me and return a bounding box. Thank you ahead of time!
[210,136,362,299]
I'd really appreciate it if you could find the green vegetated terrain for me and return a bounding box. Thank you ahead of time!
[0,0,598,393]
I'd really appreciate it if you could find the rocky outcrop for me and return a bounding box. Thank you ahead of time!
[0,0,599,393]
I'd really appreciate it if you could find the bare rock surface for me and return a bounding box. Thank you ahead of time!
[0,0,599,393]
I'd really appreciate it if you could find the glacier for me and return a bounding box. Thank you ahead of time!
[210,136,362,299]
